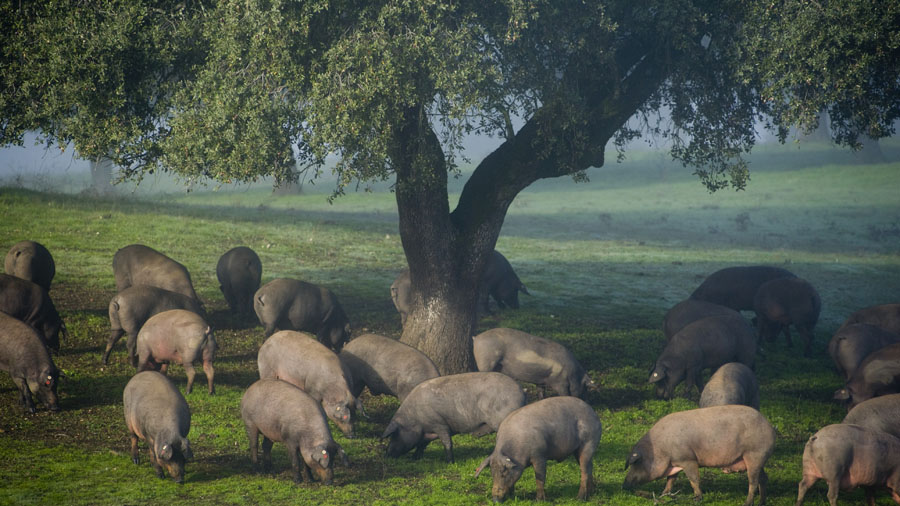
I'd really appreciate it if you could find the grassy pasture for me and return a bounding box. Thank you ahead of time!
[1,140,899,505]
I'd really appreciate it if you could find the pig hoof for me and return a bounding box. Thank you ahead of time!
[132,457,140,465]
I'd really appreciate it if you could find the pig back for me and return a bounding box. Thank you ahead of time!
[123,371,190,439]
[844,343,900,406]
[828,323,900,379]
[241,379,330,440]
[669,314,757,369]
[699,362,760,409]
[113,244,198,301]
[111,286,205,328]
[339,333,438,401]
[663,299,742,341]
[0,312,55,377]
[473,328,587,393]
[257,330,351,399]
[803,423,900,485]
[0,273,63,350]
[839,303,900,335]
[137,309,210,351]
[497,396,601,458]
[842,393,900,440]
[690,265,796,311]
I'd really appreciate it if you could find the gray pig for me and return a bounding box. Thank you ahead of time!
[478,250,529,314]
[474,396,602,502]
[240,379,349,484]
[257,330,357,438]
[827,323,900,379]
[135,310,216,395]
[690,265,796,311]
[796,423,900,506]
[753,277,821,356]
[254,278,351,351]
[123,371,193,483]
[0,312,60,413]
[663,299,742,341]
[473,327,595,398]
[216,246,262,315]
[624,405,776,506]
[838,303,900,335]
[338,333,439,402]
[5,240,55,292]
[834,342,900,409]
[699,362,760,410]
[0,273,65,353]
[842,393,900,440]
[650,314,757,399]
[113,244,200,302]
[103,285,206,366]
[381,372,526,462]
[390,270,412,326]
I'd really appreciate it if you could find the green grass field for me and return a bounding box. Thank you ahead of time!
[1,140,899,505]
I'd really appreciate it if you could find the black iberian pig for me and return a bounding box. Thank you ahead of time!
[103,285,206,366]
[241,379,349,484]
[474,396,602,502]
[0,273,65,353]
[838,303,900,335]
[4,240,55,292]
[690,265,796,311]
[112,244,200,302]
[123,371,193,483]
[753,277,821,356]
[473,327,595,399]
[254,278,351,351]
[478,250,529,314]
[135,309,216,395]
[834,342,900,409]
[338,333,439,402]
[842,393,900,440]
[828,323,900,379]
[257,330,357,438]
[0,312,60,413]
[796,423,900,506]
[624,405,776,506]
[663,298,742,341]
[216,246,261,315]
[699,362,760,410]
[381,372,525,463]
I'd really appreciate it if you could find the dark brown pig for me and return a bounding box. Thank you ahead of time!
[381,372,526,463]
[4,240,55,292]
[103,285,206,365]
[113,244,200,302]
[796,423,900,506]
[753,277,821,356]
[0,273,65,352]
[478,250,529,314]
[473,327,595,399]
[834,342,900,409]
[842,393,900,440]
[254,278,351,351]
[474,396,602,502]
[838,303,900,335]
[699,362,760,410]
[257,330,357,437]
[690,265,796,311]
[0,312,60,413]
[650,314,757,399]
[338,333,439,402]
[663,299,742,341]
[624,405,776,506]
[123,371,193,483]
[135,310,216,395]
[240,379,349,484]
[828,323,900,379]
[216,246,261,315]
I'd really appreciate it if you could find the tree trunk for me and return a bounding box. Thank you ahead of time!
[89,157,114,194]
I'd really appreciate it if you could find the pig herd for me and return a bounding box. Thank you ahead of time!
[3,241,900,504]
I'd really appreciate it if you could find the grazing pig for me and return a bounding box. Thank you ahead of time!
[838,303,900,335]
[254,278,351,351]
[478,250,529,314]
[338,333,439,402]
[650,314,757,399]
[473,327,595,399]
[828,323,900,379]
[663,299,742,341]
[624,405,776,506]
[699,362,760,410]
[257,330,357,438]
[690,265,796,311]
[390,270,412,326]
[753,277,821,356]
[834,342,900,409]
[135,310,216,395]
[103,285,206,365]
[123,371,193,483]
[112,244,200,302]
[796,423,900,506]
[0,273,65,352]
[4,240,55,292]
[216,246,262,315]
[842,393,900,440]
[240,379,349,484]
[474,396,602,502]
[0,312,60,413]
[381,372,526,462]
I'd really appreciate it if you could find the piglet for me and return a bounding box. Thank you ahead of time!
[135,309,216,395]
[796,423,900,506]
[123,371,193,483]
[338,333,439,402]
[699,362,760,410]
[624,405,776,506]
[475,396,602,502]
[0,312,60,413]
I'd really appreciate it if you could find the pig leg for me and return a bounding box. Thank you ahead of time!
[782,325,794,348]
[680,461,703,501]
[130,433,141,465]
[148,441,165,479]
[436,430,455,463]
[865,487,876,506]
[203,359,215,395]
[126,333,139,368]
[159,363,169,375]
[795,473,818,506]
[577,446,595,500]
[12,377,35,413]
[662,475,678,495]
[183,361,197,395]
[799,327,814,357]
[245,423,259,470]
[412,440,429,460]
[261,437,274,473]
[533,458,548,500]
[825,479,840,506]
[288,444,304,483]
[743,465,765,506]
[103,328,125,364]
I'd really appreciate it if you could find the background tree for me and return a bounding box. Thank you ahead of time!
[2,0,898,373]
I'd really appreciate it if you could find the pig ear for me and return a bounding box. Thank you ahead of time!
[181,438,193,461]
[158,442,174,460]
[381,421,399,440]
[648,366,665,383]
[474,455,491,478]
[625,451,641,470]
[519,283,530,295]
[314,446,330,468]
[833,387,850,401]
